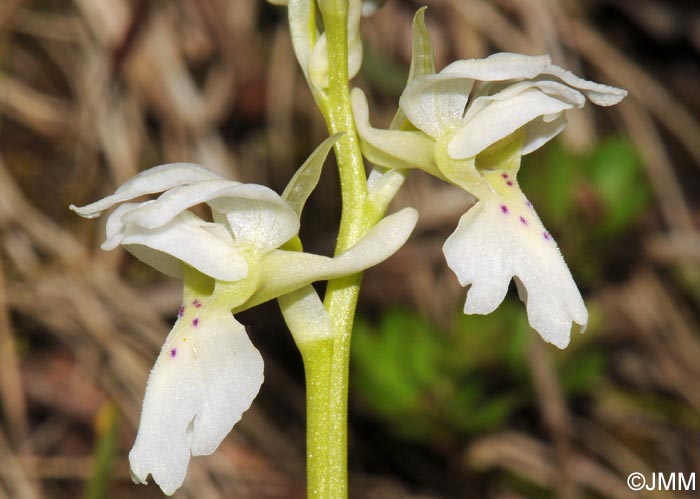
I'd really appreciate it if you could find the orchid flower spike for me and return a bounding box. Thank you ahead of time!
[70,138,417,495]
[353,47,627,349]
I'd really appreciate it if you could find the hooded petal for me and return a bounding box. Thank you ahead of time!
[129,305,264,495]
[208,183,300,253]
[448,83,581,159]
[399,73,475,139]
[69,163,221,218]
[114,211,248,281]
[398,53,554,139]
[443,198,587,348]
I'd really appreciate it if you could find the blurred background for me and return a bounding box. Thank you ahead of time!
[0,0,699,497]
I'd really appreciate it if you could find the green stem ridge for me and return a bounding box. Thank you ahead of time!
[299,2,392,498]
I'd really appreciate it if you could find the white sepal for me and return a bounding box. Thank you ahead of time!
[129,305,264,495]
[443,199,587,348]
[441,53,551,81]
[69,163,221,218]
[113,211,248,282]
[352,88,440,176]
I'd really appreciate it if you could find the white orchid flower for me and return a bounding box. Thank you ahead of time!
[352,52,627,348]
[70,141,417,495]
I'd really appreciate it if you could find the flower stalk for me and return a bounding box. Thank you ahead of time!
[316,1,368,496]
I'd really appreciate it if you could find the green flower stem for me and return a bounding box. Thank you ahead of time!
[305,1,370,498]
[299,337,334,499]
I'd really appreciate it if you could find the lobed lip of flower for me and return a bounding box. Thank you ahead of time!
[398,52,627,162]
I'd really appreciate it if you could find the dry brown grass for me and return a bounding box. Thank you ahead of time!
[0,0,698,497]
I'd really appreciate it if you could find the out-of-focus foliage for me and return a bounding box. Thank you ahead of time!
[520,136,651,282]
[352,303,607,445]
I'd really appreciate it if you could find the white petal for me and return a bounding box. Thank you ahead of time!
[399,73,475,138]
[448,86,578,159]
[121,179,238,229]
[352,88,441,176]
[243,207,418,309]
[443,199,587,348]
[543,64,627,106]
[441,53,551,81]
[117,212,248,281]
[103,202,142,249]
[463,80,584,124]
[129,306,264,495]
[69,163,221,218]
[521,113,568,155]
[208,184,300,253]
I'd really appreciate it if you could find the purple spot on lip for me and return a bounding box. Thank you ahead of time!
[543,231,551,240]
[170,348,177,358]
[506,180,514,186]
[177,305,185,318]
[526,200,533,209]
[519,216,528,225]
[192,317,199,327]
[192,299,202,308]
[500,204,509,214]
[501,173,509,179]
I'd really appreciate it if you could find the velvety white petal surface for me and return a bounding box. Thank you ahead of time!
[443,199,587,348]
[208,184,299,252]
[543,64,628,106]
[441,53,551,80]
[103,202,143,249]
[448,87,578,159]
[117,212,248,281]
[121,179,237,229]
[69,163,221,218]
[129,305,263,495]
[521,113,568,155]
[462,80,584,125]
[399,74,475,138]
